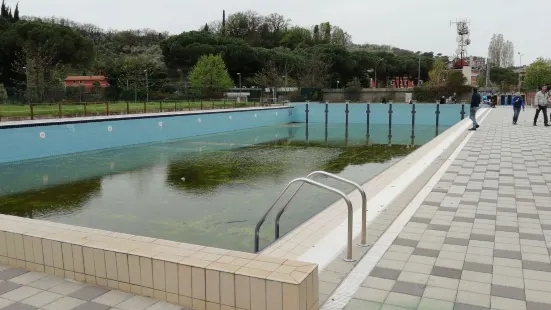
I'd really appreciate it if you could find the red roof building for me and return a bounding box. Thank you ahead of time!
[64,76,109,90]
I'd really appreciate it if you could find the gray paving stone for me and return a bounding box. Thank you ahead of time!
[475,214,496,220]
[0,303,38,310]
[444,237,470,246]
[410,217,431,224]
[73,301,112,310]
[527,301,551,310]
[453,217,475,224]
[453,302,489,310]
[69,286,110,301]
[519,233,546,241]
[0,281,22,295]
[412,248,440,258]
[495,225,519,233]
[522,260,551,272]
[369,267,401,281]
[431,266,462,279]
[463,262,493,274]
[469,234,495,242]
[491,284,525,300]
[393,238,419,248]
[494,249,522,260]
[391,281,425,297]
[426,224,450,232]
[0,269,29,281]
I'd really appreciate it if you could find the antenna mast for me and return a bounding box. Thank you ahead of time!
[450,19,471,68]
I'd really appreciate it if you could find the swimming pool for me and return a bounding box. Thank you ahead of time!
[0,104,464,252]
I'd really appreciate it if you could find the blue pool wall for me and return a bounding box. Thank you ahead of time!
[0,103,465,164]
[290,103,466,126]
[0,108,291,163]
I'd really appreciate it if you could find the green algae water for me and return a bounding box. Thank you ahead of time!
[0,123,447,252]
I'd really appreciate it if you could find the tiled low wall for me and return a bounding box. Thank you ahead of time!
[0,215,318,310]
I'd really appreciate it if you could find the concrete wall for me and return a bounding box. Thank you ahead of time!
[323,88,412,103]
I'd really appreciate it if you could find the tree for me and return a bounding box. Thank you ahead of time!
[189,54,233,97]
[331,26,352,47]
[488,34,514,68]
[524,58,551,91]
[0,83,7,103]
[446,71,467,87]
[296,56,329,88]
[426,58,447,87]
[202,23,209,32]
[344,77,362,101]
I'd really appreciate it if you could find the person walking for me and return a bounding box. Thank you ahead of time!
[533,86,549,126]
[512,92,525,125]
[469,88,481,131]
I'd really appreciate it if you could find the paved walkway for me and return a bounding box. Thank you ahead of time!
[0,264,187,310]
[343,107,551,310]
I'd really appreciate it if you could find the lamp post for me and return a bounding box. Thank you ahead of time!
[337,80,340,89]
[417,52,421,86]
[518,52,524,67]
[144,70,149,103]
[373,58,383,88]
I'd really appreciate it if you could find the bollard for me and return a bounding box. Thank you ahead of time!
[325,103,329,143]
[460,104,465,120]
[305,103,309,141]
[410,103,416,146]
[366,103,371,140]
[388,103,393,145]
[435,104,440,136]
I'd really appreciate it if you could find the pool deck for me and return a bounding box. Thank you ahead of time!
[331,107,551,310]
[0,263,187,310]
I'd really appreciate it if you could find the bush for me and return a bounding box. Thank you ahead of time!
[413,85,472,102]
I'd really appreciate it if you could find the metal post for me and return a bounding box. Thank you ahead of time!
[305,103,309,142]
[106,102,110,115]
[58,102,62,118]
[345,103,349,145]
[460,104,465,120]
[411,103,416,146]
[126,102,129,114]
[200,100,203,110]
[388,103,393,145]
[85,102,88,116]
[366,103,371,140]
[160,101,163,112]
[30,104,34,120]
[143,101,146,113]
[325,103,329,143]
[188,100,191,111]
[174,101,177,111]
[435,104,441,136]
[212,100,215,109]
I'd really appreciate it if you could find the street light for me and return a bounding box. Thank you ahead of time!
[237,73,242,101]
[417,52,421,86]
[144,70,149,103]
[337,80,340,89]
[518,52,524,67]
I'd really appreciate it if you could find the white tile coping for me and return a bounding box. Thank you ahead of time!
[261,109,491,270]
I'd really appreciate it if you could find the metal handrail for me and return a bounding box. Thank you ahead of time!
[254,177,355,261]
[274,171,368,247]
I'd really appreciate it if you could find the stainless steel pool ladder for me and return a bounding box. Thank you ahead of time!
[253,171,367,262]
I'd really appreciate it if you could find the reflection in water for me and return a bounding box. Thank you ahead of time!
[0,123,440,252]
[0,179,101,218]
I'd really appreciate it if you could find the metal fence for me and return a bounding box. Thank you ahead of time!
[0,98,281,122]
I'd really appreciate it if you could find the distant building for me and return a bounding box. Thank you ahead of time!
[513,66,526,89]
[64,76,109,91]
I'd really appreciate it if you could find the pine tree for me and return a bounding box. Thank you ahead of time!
[13,3,19,22]
[202,23,209,32]
[1,0,7,19]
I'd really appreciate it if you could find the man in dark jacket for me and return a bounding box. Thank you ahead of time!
[512,92,525,125]
[469,88,481,131]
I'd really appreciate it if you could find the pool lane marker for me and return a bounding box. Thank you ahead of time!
[297,108,491,270]
[319,108,492,309]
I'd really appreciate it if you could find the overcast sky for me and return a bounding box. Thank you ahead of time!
[9,0,547,65]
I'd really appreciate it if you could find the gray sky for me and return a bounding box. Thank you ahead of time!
[10,0,547,65]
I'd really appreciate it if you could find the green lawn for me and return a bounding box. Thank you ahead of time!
[0,100,265,120]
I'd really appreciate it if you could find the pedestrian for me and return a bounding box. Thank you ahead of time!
[382,97,387,104]
[533,86,549,126]
[512,92,525,125]
[469,88,481,131]
[440,96,446,104]
[451,93,457,104]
